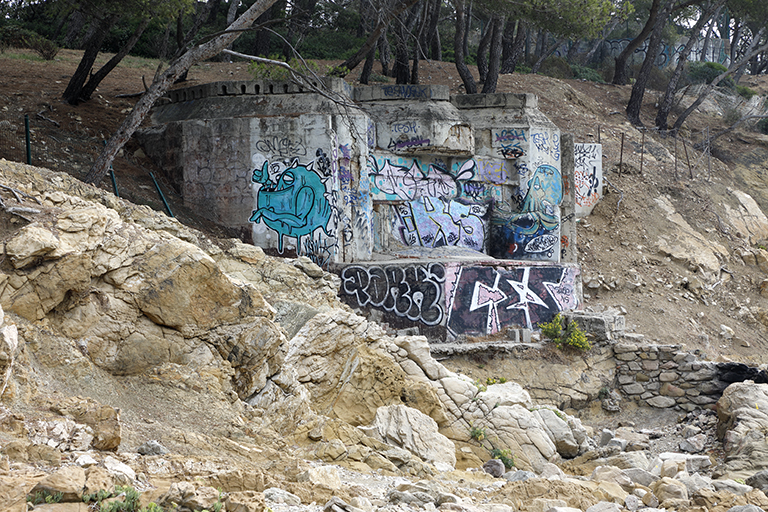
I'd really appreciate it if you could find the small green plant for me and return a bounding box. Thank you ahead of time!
[571,64,604,83]
[474,380,487,393]
[469,423,486,442]
[98,485,142,512]
[490,447,515,469]
[28,490,63,505]
[736,84,757,100]
[538,313,591,351]
[598,386,610,400]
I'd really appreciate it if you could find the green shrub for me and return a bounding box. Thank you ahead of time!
[688,61,734,88]
[571,64,604,82]
[538,56,572,79]
[736,84,757,100]
[628,62,672,91]
[538,313,591,351]
[490,448,515,469]
[29,35,58,60]
[757,117,768,135]
[515,63,532,74]
[723,106,741,125]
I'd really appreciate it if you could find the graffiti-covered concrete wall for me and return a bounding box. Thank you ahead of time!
[140,80,582,341]
[574,143,603,218]
[339,259,581,342]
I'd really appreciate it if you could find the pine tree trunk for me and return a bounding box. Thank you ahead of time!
[379,32,391,76]
[333,0,418,76]
[453,0,476,94]
[655,0,724,130]
[79,18,151,102]
[62,14,116,105]
[500,19,525,74]
[394,18,410,84]
[613,0,661,85]
[360,46,375,84]
[626,0,676,126]
[481,16,503,93]
[426,0,441,60]
[476,18,492,83]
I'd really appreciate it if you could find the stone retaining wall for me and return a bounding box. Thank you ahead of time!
[613,339,768,411]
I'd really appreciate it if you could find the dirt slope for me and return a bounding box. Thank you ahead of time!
[2,48,768,365]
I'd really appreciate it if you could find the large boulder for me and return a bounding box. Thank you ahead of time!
[716,381,768,479]
[367,404,456,470]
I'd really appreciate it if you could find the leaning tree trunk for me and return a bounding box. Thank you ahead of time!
[626,0,677,126]
[530,36,566,74]
[655,0,725,131]
[482,16,503,93]
[62,14,116,105]
[85,0,283,186]
[672,32,768,134]
[613,0,661,85]
[453,0,477,93]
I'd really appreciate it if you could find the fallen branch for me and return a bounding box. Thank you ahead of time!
[36,110,60,127]
[0,183,41,204]
[115,91,145,99]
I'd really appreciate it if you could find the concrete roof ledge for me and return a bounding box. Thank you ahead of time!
[164,77,353,104]
[453,93,538,109]
[354,84,450,102]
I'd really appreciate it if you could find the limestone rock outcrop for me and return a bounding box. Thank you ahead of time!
[716,380,768,479]
[367,404,456,470]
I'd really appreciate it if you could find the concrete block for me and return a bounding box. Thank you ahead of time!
[453,94,487,108]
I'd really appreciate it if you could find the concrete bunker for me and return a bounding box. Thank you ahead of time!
[138,78,600,342]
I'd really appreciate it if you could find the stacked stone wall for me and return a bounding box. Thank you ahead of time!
[614,341,730,411]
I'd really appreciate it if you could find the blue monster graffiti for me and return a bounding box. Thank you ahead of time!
[492,164,563,260]
[249,158,332,253]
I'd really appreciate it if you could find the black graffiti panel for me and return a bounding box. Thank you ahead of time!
[340,263,446,326]
[447,265,575,333]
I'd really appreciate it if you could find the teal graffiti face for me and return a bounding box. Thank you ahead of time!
[522,164,562,214]
[249,159,332,253]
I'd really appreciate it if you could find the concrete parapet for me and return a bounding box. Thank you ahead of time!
[164,77,352,104]
[354,84,450,102]
[453,93,538,109]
